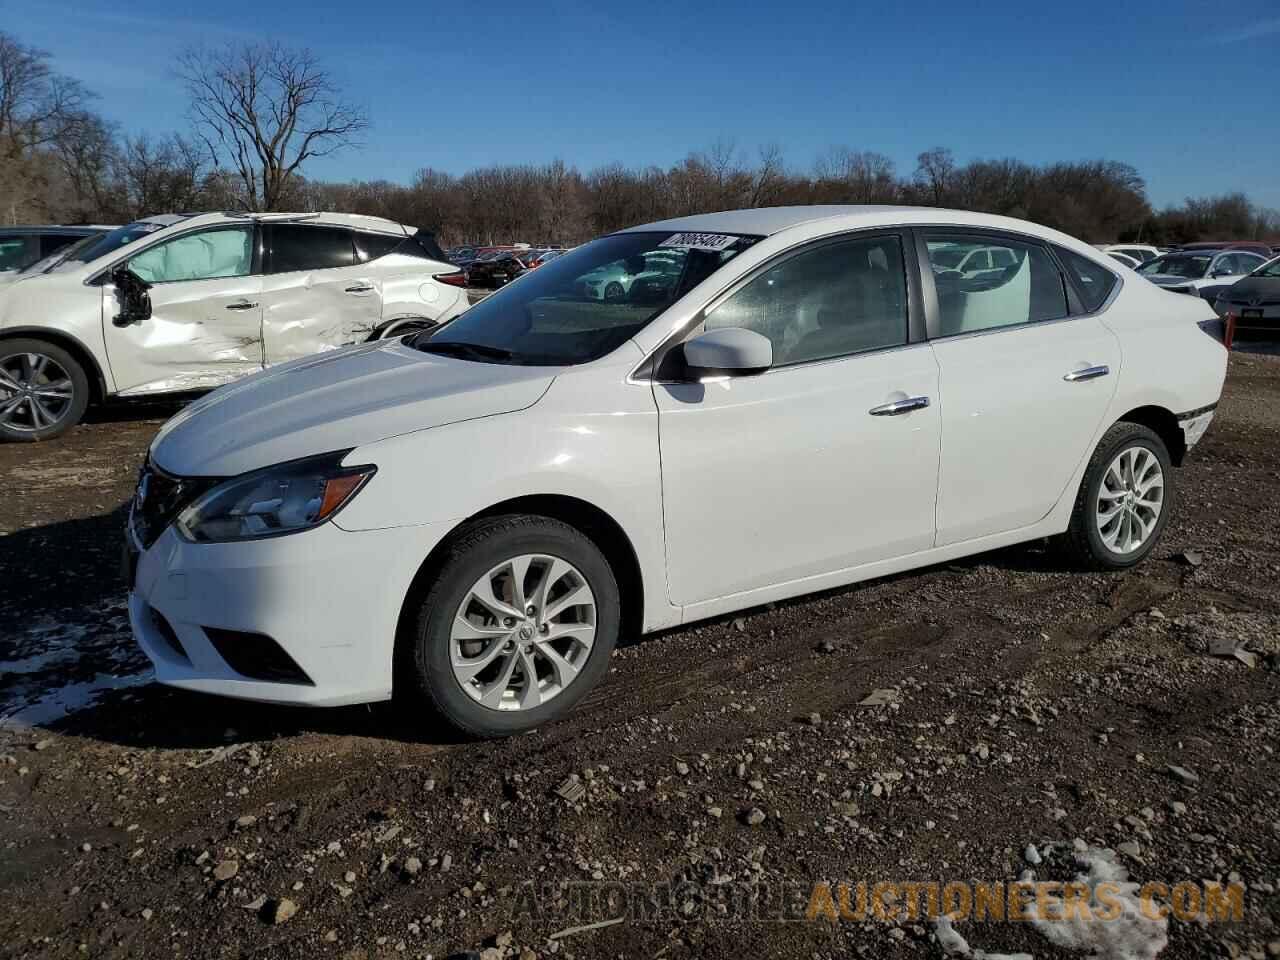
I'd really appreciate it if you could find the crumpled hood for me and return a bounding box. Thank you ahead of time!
[150,339,558,476]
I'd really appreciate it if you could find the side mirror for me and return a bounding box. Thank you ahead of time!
[680,328,773,380]
[111,266,152,327]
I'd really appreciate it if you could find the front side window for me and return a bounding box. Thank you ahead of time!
[1058,248,1119,313]
[1253,257,1280,278]
[417,231,756,365]
[925,236,1068,336]
[128,227,253,284]
[269,225,355,273]
[705,235,908,366]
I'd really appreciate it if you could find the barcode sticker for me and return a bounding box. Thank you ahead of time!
[659,232,738,251]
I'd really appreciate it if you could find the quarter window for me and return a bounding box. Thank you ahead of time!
[128,227,253,283]
[355,231,404,262]
[269,225,355,273]
[924,237,1068,336]
[705,235,909,366]
[1057,248,1119,313]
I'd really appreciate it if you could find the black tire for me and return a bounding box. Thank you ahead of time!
[0,338,91,442]
[1063,422,1174,570]
[400,515,620,738]
[603,281,625,302]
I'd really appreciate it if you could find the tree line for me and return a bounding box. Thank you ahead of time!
[3,31,1277,248]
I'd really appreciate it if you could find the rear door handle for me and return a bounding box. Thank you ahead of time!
[869,395,931,416]
[345,283,375,294]
[225,300,258,311]
[1063,364,1110,382]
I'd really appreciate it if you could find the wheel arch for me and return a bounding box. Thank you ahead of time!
[0,327,108,403]
[367,315,437,342]
[393,493,646,686]
[1115,405,1186,466]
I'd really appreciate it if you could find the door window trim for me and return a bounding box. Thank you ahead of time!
[631,227,925,384]
[88,224,264,286]
[915,226,1095,343]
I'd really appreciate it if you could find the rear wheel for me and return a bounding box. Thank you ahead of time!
[1064,422,1173,570]
[401,515,620,737]
[603,281,625,302]
[0,339,90,442]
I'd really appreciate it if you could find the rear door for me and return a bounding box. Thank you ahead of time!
[100,224,263,396]
[260,224,383,365]
[921,231,1120,546]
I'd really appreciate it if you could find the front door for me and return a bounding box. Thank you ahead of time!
[654,233,940,606]
[101,224,263,396]
[921,233,1121,546]
[259,223,383,365]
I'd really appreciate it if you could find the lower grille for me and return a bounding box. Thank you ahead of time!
[204,627,314,686]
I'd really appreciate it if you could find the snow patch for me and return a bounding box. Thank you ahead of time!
[933,916,1033,960]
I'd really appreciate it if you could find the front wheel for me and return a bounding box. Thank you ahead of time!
[0,339,91,442]
[1064,422,1173,570]
[400,515,620,737]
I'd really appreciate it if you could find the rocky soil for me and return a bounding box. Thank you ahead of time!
[1,352,1278,960]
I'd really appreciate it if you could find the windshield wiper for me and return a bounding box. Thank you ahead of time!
[417,340,515,362]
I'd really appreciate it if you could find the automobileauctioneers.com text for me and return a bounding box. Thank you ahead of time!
[504,878,1245,925]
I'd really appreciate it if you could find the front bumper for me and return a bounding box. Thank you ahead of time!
[128,519,454,706]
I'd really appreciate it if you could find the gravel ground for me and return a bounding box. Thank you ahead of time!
[1,349,1278,960]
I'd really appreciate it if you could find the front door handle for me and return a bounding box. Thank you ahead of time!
[869,395,931,416]
[225,300,258,311]
[1063,364,1110,382]
[345,283,375,294]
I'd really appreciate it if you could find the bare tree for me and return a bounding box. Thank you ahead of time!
[177,42,369,211]
[914,146,956,206]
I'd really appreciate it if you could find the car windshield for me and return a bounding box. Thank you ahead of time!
[415,230,757,365]
[1137,254,1211,279]
[63,220,174,266]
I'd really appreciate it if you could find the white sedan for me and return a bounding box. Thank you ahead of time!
[126,207,1227,737]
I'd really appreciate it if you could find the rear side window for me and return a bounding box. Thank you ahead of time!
[355,232,403,262]
[269,225,355,273]
[1057,248,1119,313]
[924,236,1068,336]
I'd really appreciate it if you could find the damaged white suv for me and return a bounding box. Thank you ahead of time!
[0,211,468,441]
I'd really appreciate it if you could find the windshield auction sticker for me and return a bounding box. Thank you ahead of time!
[660,232,738,251]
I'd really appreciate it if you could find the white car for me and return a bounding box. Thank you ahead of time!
[125,206,1227,737]
[1135,249,1269,299]
[0,212,468,441]
[1104,244,1160,264]
[1107,252,1140,269]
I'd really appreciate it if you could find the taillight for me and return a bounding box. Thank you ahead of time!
[434,271,468,288]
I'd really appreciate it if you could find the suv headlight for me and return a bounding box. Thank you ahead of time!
[176,451,375,543]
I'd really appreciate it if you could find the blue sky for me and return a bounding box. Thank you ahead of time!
[8,0,1280,210]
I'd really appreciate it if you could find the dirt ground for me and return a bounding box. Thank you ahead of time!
[1,350,1278,960]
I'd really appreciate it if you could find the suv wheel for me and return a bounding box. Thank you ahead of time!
[0,339,90,442]
[1064,422,1173,569]
[400,515,620,737]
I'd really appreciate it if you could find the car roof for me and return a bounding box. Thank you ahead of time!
[156,211,416,236]
[0,224,113,235]
[617,205,1093,248]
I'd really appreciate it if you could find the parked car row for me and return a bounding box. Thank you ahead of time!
[0,212,466,440]
[454,247,564,288]
[0,224,114,281]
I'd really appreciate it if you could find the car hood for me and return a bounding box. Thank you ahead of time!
[150,339,559,477]
[1142,273,1201,287]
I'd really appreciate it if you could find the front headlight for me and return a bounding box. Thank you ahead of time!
[176,451,375,543]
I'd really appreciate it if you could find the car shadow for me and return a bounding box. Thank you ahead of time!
[82,396,194,426]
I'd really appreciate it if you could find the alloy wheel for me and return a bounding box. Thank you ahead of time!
[1095,445,1164,555]
[450,554,597,711]
[0,353,75,433]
